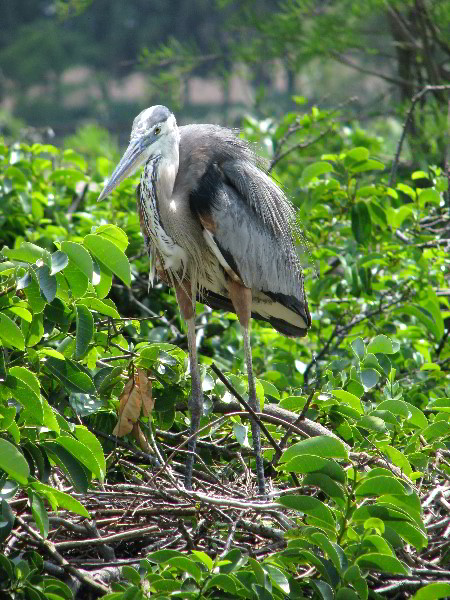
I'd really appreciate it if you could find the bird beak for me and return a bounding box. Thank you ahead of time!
[97,137,147,202]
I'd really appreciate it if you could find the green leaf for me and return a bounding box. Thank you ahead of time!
[64,260,89,298]
[147,549,184,563]
[280,435,348,462]
[351,338,365,360]
[303,473,346,506]
[163,556,201,581]
[281,455,345,483]
[6,374,44,424]
[310,579,334,600]
[310,532,347,574]
[94,224,129,252]
[336,587,360,600]
[0,312,25,350]
[233,423,250,448]
[0,439,30,484]
[367,335,397,354]
[75,425,106,482]
[55,436,104,482]
[301,161,334,184]
[24,274,46,313]
[360,368,380,389]
[350,159,384,173]
[355,476,407,497]
[205,574,237,594]
[351,202,372,245]
[345,147,370,162]
[191,550,213,571]
[77,297,120,318]
[42,442,90,493]
[122,565,141,585]
[48,167,86,185]
[357,415,386,432]
[396,305,441,341]
[37,265,57,303]
[418,188,441,207]
[278,495,335,528]
[45,357,95,394]
[412,583,450,600]
[30,491,49,539]
[1,242,51,266]
[9,366,40,396]
[332,390,363,414]
[75,304,94,359]
[257,379,280,399]
[61,241,93,280]
[50,251,68,275]
[355,553,409,575]
[84,234,131,286]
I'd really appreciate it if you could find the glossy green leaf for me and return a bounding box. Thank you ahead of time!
[44,357,95,394]
[61,241,94,279]
[50,251,68,275]
[355,553,409,575]
[0,439,30,484]
[355,475,407,497]
[42,442,89,493]
[75,425,106,481]
[281,435,348,462]
[36,265,57,302]
[301,161,334,184]
[9,366,40,396]
[30,491,49,539]
[55,436,103,481]
[75,304,94,358]
[191,550,213,571]
[84,234,131,286]
[351,202,371,245]
[303,473,346,506]
[332,389,363,414]
[351,337,365,360]
[1,242,51,265]
[0,312,25,350]
[205,574,237,594]
[367,335,396,354]
[418,188,440,207]
[278,495,335,528]
[6,374,44,424]
[94,224,129,252]
[360,368,380,389]
[64,260,89,298]
[412,583,450,600]
[77,297,120,318]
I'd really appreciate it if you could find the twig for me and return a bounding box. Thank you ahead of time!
[15,516,110,595]
[210,362,282,456]
[389,84,450,186]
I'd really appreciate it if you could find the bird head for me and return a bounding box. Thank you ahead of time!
[98,105,179,201]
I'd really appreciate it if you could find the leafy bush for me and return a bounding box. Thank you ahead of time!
[0,107,449,599]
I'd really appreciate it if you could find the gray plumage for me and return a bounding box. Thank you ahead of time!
[99,105,311,494]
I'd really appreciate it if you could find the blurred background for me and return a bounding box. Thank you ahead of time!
[1,0,448,167]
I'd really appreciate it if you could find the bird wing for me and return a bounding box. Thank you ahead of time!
[188,156,311,336]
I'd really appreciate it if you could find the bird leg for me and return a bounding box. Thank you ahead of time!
[175,282,203,490]
[228,280,266,496]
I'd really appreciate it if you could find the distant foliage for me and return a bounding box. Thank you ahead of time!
[0,104,449,598]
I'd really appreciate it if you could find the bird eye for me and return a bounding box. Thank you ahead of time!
[154,126,161,135]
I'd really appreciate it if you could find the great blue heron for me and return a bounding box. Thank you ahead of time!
[98,105,311,494]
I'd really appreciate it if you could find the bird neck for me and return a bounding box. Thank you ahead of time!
[152,139,179,202]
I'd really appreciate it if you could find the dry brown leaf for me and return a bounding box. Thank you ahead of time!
[132,422,152,453]
[136,368,154,416]
[113,369,154,437]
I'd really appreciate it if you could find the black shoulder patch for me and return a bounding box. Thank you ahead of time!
[189,161,224,220]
